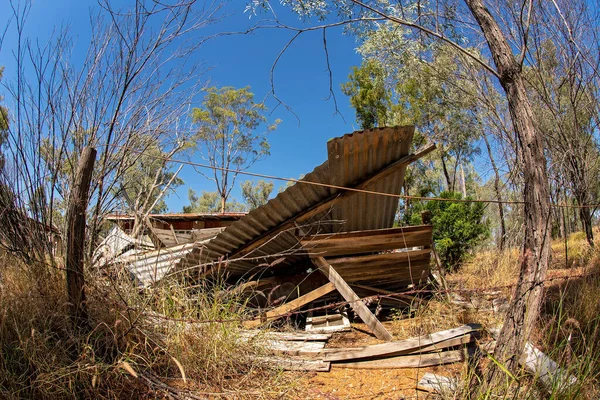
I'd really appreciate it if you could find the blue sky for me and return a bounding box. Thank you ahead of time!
[0,0,364,212]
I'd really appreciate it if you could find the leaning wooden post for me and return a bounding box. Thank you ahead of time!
[65,146,96,331]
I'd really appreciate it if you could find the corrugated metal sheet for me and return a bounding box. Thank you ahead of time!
[184,126,415,280]
[114,237,215,287]
[92,227,155,267]
[327,126,413,231]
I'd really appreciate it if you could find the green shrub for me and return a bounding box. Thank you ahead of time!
[410,191,489,269]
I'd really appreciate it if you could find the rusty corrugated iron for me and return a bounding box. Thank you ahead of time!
[185,126,415,279]
[327,126,412,232]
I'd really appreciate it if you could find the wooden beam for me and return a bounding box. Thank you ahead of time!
[169,224,180,245]
[332,349,466,369]
[324,331,478,355]
[228,144,436,261]
[259,357,331,372]
[323,324,480,362]
[312,256,393,341]
[243,282,336,328]
[300,225,433,257]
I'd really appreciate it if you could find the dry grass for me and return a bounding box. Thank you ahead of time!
[0,253,294,399]
[437,231,600,399]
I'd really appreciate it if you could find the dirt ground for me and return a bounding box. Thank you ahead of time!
[292,321,467,400]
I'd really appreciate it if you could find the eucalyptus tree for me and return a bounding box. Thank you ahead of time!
[525,40,600,246]
[183,189,245,213]
[241,179,274,210]
[191,86,279,213]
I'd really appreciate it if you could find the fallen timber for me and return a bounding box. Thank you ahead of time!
[254,324,482,372]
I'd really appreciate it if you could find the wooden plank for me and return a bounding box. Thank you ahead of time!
[227,144,436,261]
[312,256,393,341]
[324,333,478,357]
[170,225,180,245]
[306,314,351,333]
[333,349,466,369]
[243,282,336,328]
[417,372,457,393]
[238,330,331,342]
[300,225,433,257]
[259,356,331,372]
[262,340,325,356]
[333,259,431,284]
[328,249,431,270]
[324,324,480,362]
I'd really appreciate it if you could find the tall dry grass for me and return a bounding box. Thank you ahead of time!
[439,230,600,399]
[0,253,291,399]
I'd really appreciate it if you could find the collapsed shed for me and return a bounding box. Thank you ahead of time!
[103,126,437,340]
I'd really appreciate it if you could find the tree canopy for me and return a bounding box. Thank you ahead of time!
[192,86,280,213]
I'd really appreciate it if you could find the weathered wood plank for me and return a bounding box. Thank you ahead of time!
[262,340,326,357]
[239,330,332,342]
[243,282,336,328]
[333,349,466,369]
[324,332,478,357]
[328,249,431,270]
[333,259,431,284]
[417,372,458,393]
[324,324,480,362]
[260,356,331,372]
[300,225,433,257]
[312,256,394,341]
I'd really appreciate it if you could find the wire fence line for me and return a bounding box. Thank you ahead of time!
[105,144,600,210]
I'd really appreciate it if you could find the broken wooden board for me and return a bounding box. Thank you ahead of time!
[239,330,331,342]
[333,349,466,369]
[260,356,331,372]
[262,340,325,357]
[306,314,351,333]
[324,332,478,358]
[243,282,336,328]
[300,225,433,257]
[417,372,458,393]
[311,256,393,341]
[324,324,479,362]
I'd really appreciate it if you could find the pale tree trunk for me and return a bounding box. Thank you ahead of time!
[482,133,506,250]
[459,164,467,198]
[464,0,552,383]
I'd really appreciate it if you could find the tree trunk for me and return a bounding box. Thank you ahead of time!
[465,0,552,383]
[574,189,594,247]
[482,133,506,250]
[65,147,96,332]
[440,150,453,192]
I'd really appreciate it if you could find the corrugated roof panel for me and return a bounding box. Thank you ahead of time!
[180,127,415,280]
[327,126,413,232]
